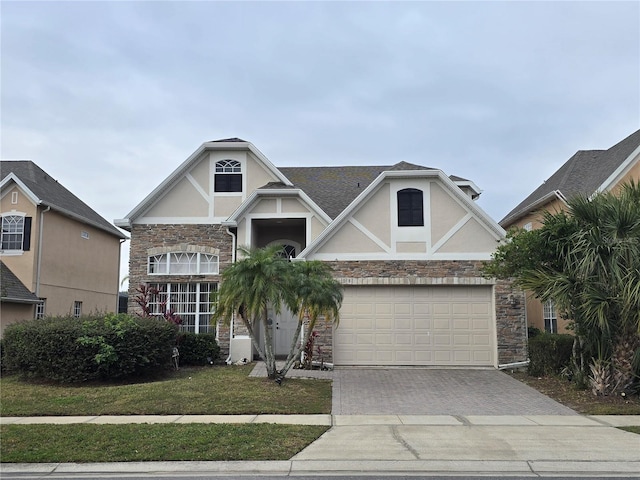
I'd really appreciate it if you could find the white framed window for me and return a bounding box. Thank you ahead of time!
[148,282,217,334]
[36,299,46,319]
[543,299,557,333]
[523,222,533,231]
[214,159,242,192]
[73,301,82,318]
[148,252,219,275]
[81,231,90,239]
[1,215,25,250]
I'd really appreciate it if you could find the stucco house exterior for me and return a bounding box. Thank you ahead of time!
[116,138,526,368]
[0,161,127,335]
[500,129,640,334]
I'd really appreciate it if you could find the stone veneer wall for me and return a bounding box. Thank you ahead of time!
[324,260,527,366]
[128,224,235,357]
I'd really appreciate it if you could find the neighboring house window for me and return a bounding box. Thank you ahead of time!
[73,301,82,318]
[543,300,557,333]
[148,252,219,275]
[214,159,242,192]
[397,188,424,226]
[1,215,31,251]
[36,300,46,319]
[523,222,533,231]
[148,282,216,334]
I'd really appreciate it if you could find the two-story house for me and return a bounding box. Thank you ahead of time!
[116,138,527,368]
[500,129,640,334]
[1,161,127,334]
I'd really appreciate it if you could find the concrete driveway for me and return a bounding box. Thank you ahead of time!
[332,368,577,415]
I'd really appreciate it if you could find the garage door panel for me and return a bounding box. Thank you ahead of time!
[334,286,494,366]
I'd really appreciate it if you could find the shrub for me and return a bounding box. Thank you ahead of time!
[176,332,220,366]
[2,314,178,383]
[527,326,542,338]
[528,333,574,376]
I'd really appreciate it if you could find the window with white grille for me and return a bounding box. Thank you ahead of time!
[1,215,24,250]
[148,283,217,334]
[543,300,557,333]
[148,252,219,275]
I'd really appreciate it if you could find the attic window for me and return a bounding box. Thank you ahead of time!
[214,160,242,192]
[397,188,424,227]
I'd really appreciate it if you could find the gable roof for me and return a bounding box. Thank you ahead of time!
[297,168,504,260]
[1,161,126,239]
[500,129,640,227]
[0,261,40,304]
[280,162,478,220]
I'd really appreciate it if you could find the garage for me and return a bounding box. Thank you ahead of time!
[334,285,495,366]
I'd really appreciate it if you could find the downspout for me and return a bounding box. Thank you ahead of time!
[117,238,126,312]
[35,206,51,297]
[225,227,237,364]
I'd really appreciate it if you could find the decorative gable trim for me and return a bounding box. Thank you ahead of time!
[222,188,332,227]
[116,141,292,230]
[0,174,41,205]
[298,169,504,260]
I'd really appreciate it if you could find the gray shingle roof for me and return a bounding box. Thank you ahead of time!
[279,162,460,219]
[0,261,40,303]
[500,129,640,227]
[1,161,125,238]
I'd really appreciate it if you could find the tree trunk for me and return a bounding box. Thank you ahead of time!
[280,317,304,378]
[262,307,277,379]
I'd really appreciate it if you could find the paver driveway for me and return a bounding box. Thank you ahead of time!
[332,368,577,415]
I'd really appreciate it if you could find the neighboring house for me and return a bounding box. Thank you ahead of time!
[0,161,127,335]
[500,129,640,334]
[116,138,526,368]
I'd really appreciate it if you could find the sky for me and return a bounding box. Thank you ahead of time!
[2,1,639,288]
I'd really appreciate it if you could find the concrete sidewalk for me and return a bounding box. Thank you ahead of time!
[2,414,640,477]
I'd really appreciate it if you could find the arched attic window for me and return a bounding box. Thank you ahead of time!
[214,159,242,192]
[397,188,424,226]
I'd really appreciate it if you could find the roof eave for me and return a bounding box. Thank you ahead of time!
[499,190,567,228]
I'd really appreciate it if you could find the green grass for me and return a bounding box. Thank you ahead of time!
[0,365,332,416]
[0,423,329,462]
[620,426,640,435]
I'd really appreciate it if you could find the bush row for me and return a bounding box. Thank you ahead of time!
[176,332,220,366]
[527,332,574,376]
[2,314,178,382]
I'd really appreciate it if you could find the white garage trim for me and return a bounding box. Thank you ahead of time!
[335,285,496,367]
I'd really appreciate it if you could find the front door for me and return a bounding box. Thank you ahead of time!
[268,306,300,356]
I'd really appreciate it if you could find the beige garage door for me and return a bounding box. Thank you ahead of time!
[334,286,494,366]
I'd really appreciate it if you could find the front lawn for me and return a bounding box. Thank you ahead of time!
[1,423,328,462]
[0,364,332,416]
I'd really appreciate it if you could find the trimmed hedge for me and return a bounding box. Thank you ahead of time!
[2,314,178,383]
[176,332,220,366]
[528,333,574,376]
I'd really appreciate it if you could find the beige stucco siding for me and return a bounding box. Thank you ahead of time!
[250,198,278,214]
[508,197,566,230]
[281,198,309,213]
[430,182,467,245]
[38,211,120,315]
[0,303,35,336]
[310,216,326,243]
[352,183,391,247]
[436,217,498,253]
[215,196,243,217]
[246,152,281,191]
[189,155,210,192]
[146,177,209,218]
[319,221,386,253]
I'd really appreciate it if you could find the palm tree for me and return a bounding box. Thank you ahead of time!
[279,260,343,377]
[213,245,296,379]
[212,245,343,381]
[518,181,640,393]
